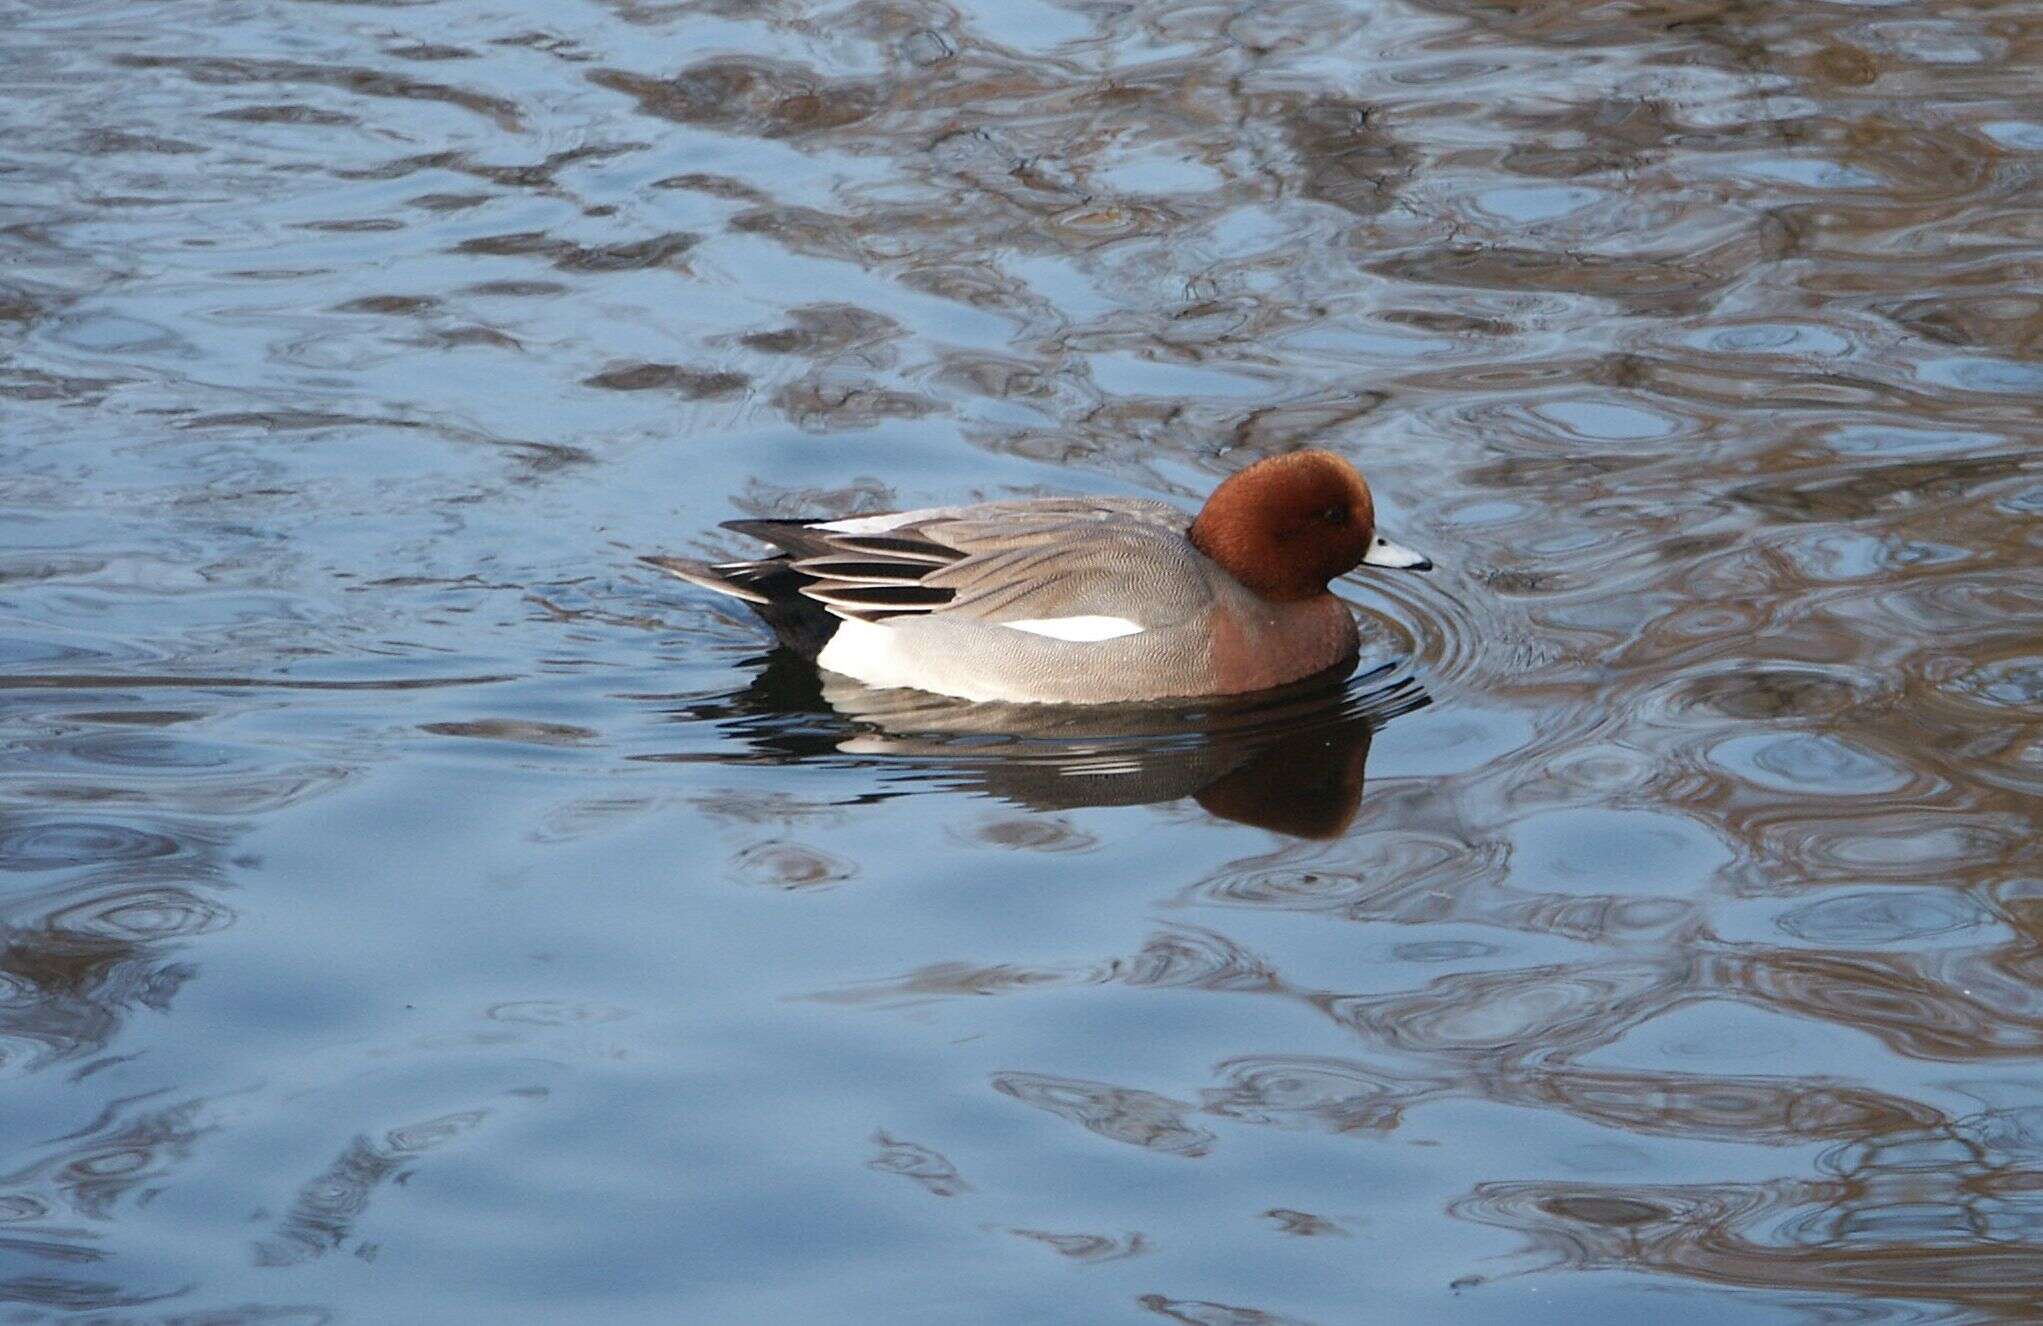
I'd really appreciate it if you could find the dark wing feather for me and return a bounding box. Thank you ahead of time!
[714,516,969,623]
[788,557,933,584]
[827,534,960,564]
[722,519,962,568]
[800,583,956,611]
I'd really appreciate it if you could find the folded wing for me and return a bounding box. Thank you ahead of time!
[719,498,1212,627]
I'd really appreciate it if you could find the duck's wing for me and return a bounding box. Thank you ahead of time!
[721,498,1211,626]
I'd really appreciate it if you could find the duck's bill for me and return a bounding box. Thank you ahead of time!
[1362,534,1432,572]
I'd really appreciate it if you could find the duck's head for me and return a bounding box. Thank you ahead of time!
[1189,449,1431,602]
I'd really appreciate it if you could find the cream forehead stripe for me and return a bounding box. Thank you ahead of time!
[999,616,1146,642]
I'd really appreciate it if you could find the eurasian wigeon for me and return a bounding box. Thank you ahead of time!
[644,449,1431,705]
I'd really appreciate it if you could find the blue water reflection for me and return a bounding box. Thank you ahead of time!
[2,0,2039,1320]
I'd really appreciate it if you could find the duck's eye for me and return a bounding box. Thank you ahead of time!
[1319,504,1348,525]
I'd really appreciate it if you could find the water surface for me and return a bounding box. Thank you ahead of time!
[1,0,2039,1321]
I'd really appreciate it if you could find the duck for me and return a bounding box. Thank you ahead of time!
[643,449,1431,705]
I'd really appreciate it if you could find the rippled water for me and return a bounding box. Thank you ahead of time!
[2,0,2040,1320]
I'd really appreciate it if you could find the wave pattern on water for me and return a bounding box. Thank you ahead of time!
[0,0,2038,1319]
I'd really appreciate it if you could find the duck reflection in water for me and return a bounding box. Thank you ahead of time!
[672,652,1427,840]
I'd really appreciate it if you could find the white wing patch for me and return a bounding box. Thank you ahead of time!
[999,615,1145,642]
[814,511,924,534]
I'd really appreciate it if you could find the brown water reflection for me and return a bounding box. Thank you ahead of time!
[664,662,1425,838]
[2,0,2040,1318]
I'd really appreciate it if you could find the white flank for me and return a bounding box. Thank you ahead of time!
[815,617,905,686]
[816,614,1148,701]
[999,615,1145,642]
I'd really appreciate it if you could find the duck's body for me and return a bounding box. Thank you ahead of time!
[646,451,1429,705]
